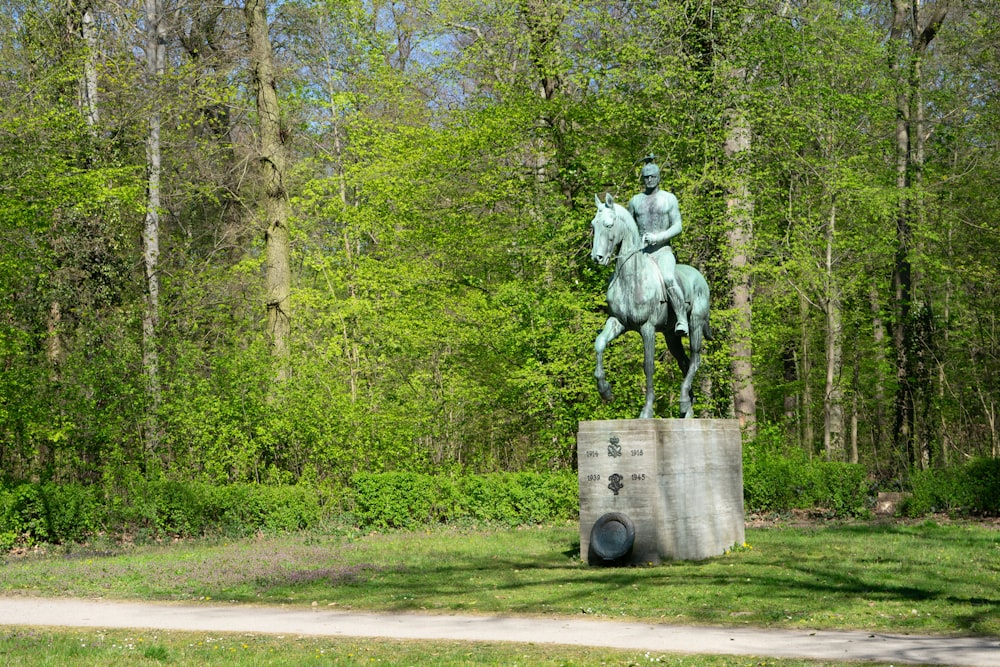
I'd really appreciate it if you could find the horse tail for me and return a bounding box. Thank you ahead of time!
[703,320,713,341]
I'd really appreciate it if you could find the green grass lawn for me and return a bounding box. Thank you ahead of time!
[0,627,890,667]
[0,518,997,665]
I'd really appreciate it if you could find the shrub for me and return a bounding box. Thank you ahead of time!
[136,482,325,537]
[0,479,327,549]
[350,472,454,529]
[0,482,101,546]
[801,461,870,516]
[350,471,577,529]
[39,483,101,542]
[742,428,870,517]
[965,458,1000,515]
[742,424,803,513]
[148,480,213,536]
[904,458,1000,517]
[252,485,323,532]
[742,450,801,513]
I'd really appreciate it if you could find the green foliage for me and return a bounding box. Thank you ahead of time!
[742,426,870,516]
[0,483,100,546]
[0,480,323,548]
[1,0,998,497]
[350,472,454,529]
[742,425,801,512]
[742,449,802,513]
[799,461,871,517]
[459,472,578,525]
[349,471,577,529]
[903,458,1000,517]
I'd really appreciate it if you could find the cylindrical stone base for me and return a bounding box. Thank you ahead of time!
[578,419,744,565]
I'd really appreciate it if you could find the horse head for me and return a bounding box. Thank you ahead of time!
[591,193,622,266]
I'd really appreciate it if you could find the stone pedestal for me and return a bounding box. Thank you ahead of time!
[577,419,744,565]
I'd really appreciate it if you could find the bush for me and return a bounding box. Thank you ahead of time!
[350,471,577,529]
[0,482,100,546]
[458,472,576,526]
[0,479,325,548]
[350,472,456,529]
[801,461,870,516]
[965,458,1000,515]
[249,485,323,532]
[904,458,1000,517]
[742,424,804,513]
[742,429,870,517]
[743,450,801,513]
[132,481,325,537]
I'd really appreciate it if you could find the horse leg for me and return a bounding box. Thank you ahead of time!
[664,330,693,417]
[595,317,625,402]
[639,322,657,419]
[678,321,703,418]
[664,331,689,378]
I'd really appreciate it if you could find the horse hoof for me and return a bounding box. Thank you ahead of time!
[597,379,613,402]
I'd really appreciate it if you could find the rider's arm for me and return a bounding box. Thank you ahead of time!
[661,194,682,242]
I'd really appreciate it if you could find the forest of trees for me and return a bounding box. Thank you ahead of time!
[1,0,998,489]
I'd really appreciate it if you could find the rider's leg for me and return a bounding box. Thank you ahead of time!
[666,283,689,336]
[657,251,689,336]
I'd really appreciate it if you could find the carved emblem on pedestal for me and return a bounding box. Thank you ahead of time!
[607,435,622,458]
[607,473,624,495]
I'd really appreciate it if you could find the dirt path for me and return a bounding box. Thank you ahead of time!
[1,597,998,665]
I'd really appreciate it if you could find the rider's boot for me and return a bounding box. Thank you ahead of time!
[667,283,689,336]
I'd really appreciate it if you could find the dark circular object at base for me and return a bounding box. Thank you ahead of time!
[589,511,636,564]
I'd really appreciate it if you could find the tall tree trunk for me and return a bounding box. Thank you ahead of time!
[80,1,99,127]
[887,0,948,475]
[939,216,952,465]
[889,0,915,471]
[823,196,843,460]
[142,0,165,462]
[799,291,814,455]
[783,345,799,447]
[724,105,757,438]
[246,0,292,381]
[850,351,859,464]
[40,0,102,478]
[869,281,887,471]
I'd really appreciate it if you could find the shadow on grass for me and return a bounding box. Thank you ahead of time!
[7,522,996,636]
[246,523,1000,636]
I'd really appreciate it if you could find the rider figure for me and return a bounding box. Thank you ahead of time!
[627,156,689,336]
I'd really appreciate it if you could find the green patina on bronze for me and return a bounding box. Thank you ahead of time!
[590,158,712,418]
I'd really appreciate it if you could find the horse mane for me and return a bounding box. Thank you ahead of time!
[609,201,639,247]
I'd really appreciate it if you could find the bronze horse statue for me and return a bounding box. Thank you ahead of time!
[589,194,711,418]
